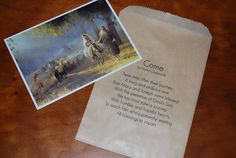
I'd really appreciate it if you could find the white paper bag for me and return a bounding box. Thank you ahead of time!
[76,6,212,158]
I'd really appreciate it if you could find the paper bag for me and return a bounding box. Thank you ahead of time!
[76,6,212,158]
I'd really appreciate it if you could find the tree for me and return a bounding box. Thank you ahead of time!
[31,0,123,46]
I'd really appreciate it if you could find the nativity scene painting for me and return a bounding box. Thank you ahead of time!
[5,0,140,109]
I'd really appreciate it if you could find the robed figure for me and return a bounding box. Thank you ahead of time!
[98,26,120,59]
[82,33,104,64]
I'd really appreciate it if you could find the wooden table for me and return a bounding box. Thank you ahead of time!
[0,0,235,157]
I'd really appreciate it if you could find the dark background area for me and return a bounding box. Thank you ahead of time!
[0,0,235,158]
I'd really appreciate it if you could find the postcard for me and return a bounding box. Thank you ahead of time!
[4,0,141,109]
[76,6,212,158]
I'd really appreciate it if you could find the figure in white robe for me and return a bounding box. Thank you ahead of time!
[82,33,104,64]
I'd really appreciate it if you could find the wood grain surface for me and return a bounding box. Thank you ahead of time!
[0,0,235,158]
